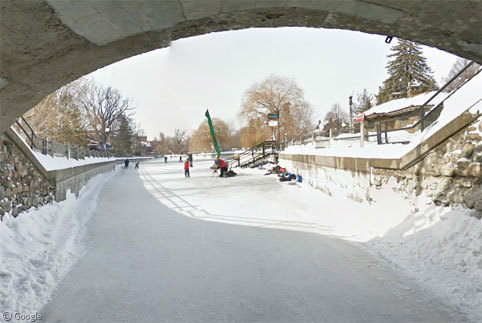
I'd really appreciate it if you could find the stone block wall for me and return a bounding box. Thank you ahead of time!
[0,133,54,219]
[279,116,482,218]
[374,116,482,217]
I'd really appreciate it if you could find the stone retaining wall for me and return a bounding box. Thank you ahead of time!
[0,131,115,220]
[0,133,54,218]
[279,117,482,218]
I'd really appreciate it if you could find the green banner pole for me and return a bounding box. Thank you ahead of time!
[205,109,221,158]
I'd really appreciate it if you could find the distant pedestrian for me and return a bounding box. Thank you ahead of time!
[179,155,183,163]
[188,153,193,167]
[124,158,129,169]
[184,160,190,178]
[135,162,139,170]
[164,156,168,163]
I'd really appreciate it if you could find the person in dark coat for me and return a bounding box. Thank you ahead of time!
[179,155,183,163]
[124,158,129,169]
[184,160,190,178]
[164,156,168,163]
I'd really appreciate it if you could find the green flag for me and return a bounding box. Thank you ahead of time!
[205,109,221,158]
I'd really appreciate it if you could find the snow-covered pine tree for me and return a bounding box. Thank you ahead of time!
[353,89,374,114]
[376,40,437,105]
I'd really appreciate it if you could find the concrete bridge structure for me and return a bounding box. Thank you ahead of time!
[1,0,481,134]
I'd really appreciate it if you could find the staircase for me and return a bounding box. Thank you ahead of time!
[227,141,279,169]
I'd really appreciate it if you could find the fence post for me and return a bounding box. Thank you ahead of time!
[360,121,365,148]
[384,122,388,144]
[376,123,381,145]
[42,138,47,155]
[66,144,70,159]
[329,128,333,147]
[420,106,425,132]
[47,138,53,157]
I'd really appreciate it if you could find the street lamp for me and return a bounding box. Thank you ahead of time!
[349,96,354,134]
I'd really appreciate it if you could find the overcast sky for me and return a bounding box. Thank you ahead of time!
[89,27,458,140]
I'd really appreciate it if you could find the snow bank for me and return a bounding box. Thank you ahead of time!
[0,168,117,315]
[366,199,482,322]
[284,72,482,160]
[11,127,115,171]
[34,152,115,172]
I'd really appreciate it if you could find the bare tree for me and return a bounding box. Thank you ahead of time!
[323,103,349,133]
[23,80,88,147]
[169,129,189,154]
[80,82,134,148]
[189,118,233,153]
[239,74,313,147]
[444,58,480,92]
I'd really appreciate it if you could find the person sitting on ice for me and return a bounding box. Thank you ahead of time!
[216,158,227,177]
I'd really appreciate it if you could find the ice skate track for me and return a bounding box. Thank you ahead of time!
[41,160,464,322]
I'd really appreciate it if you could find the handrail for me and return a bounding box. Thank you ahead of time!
[227,140,279,168]
[12,117,114,160]
[15,117,36,149]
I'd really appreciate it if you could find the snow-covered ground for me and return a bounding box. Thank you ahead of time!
[1,159,480,321]
[285,71,482,159]
[139,160,481,322]
[0,168,116,316]
[10,127,115,171]
[34,152,115,171]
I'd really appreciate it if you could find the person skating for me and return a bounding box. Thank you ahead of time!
[179,155,183,163]
[124,158,129,169]
[164,156,168,163]
[188,153,193,167]
[184,160,190,178]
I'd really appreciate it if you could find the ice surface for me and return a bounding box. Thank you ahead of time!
[35,160,469,322]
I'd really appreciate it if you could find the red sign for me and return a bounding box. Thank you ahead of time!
[354,113,365,122]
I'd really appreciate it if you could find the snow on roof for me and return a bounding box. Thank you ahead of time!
[364,91,450,117]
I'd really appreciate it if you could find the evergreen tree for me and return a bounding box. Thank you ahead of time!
[353,89,374,113]
[113,115,133,156]
[376,40,437,104]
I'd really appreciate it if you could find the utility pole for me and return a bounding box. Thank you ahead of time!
[349,95,354,134]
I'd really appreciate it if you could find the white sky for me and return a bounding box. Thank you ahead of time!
[89,27,458,140]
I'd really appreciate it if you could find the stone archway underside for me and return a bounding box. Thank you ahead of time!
[1,0,481,133]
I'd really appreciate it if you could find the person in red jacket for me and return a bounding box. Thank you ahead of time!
[184,160,190,178]
[217,158,227,177]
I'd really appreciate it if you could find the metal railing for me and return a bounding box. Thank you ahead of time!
[13,118,113,159]
[227,140,279,168]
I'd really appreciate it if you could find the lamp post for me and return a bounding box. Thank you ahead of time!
[349,96,354,134]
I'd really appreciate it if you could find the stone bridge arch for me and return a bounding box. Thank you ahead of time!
[1,0,481,133]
